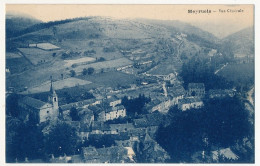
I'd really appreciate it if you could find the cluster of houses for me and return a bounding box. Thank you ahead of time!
[16,70,237,163]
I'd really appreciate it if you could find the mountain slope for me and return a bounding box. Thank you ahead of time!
[6,11,42,38]
[136,19,219,43]
[222,27,254,58]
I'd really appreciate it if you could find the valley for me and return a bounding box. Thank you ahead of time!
[5,13,254,164]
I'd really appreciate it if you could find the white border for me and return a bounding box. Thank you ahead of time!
[0,1,259,166]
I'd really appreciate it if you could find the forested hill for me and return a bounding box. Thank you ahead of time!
[222,27,254,58]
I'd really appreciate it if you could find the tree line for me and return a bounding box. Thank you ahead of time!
[156,96,253,163]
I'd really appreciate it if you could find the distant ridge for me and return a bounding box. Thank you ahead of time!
[222,27,254,57]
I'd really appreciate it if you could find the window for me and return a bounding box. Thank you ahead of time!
[47,111,49,114]
[54,98,56,102]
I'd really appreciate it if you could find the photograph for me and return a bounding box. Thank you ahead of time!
[5,4,255,163]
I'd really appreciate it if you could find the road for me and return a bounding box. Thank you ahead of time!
[214,63,228,75]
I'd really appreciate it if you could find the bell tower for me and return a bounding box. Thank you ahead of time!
[48,79,59,112]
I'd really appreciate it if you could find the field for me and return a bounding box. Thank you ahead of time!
[60,39,123,60]
[147,57,182,75]
[6,53,33,74]
[78,71,139,88]
[73,58,133,73]
[17,48,60,65]
[22,77,92,94]
[6,52,22,59]
[217,63,254,86]
[64,57,96,67]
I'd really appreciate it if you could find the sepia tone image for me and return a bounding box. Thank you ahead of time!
[5,4,254,163]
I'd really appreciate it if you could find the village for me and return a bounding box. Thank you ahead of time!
[5,14,254,164]
[8,39,239,163]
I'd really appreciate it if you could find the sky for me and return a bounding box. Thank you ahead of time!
[6,4,254,38]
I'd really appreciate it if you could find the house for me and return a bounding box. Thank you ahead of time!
[18,81,59,123]
[60,98,100,112]
[81,146,100,163]
[87,105,104,121]
[208,89,235,98]
[149,97,172,114]
[167,84,186,105]
[109,123,135,134]
[188,83,205,97]
[128,128,147,139]
[78,108,94,128]
[163,73,177,84]
[78,126,91,141]
[81,146,130,163]
[49,154,73,163]
[178,97,204,111]
[133,112,164,128]
[106,96,122,107]
[137,133,171,163]
[91,122,111,135]
[103,105,126,121]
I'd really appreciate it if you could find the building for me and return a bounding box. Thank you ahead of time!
[18,81,59,123]
[81,146,130,163]
[78,108,94,128]
[163,73,177,84]
[136,132,171,163]
[208,89,235,99]
[60,98,101,112]
[178,97,203,111]
[106,96,122,107]
[188,83,205,97]
[109,123,135,134]
[104,105,126,121]
[91,122,111,135]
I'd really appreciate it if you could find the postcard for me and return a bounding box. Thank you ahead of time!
[3,3,256,165]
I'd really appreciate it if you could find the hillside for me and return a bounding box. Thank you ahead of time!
[6,11,42,38]
[6,16,229,92]
[222,27,254,58]
[136,19,220,43]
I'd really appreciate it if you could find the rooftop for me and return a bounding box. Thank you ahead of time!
[19,96,51,109]
[178,97,203,104]
[188,83,205,89]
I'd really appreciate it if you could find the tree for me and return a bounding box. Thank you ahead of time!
[180,56,233,90]
[82,68,88,75]
[6,94,20,117]
[121,94,150,116]
[44,121,78,157]
[70,107,80,121]
[156,96,252,163]
[87,67,94,75]
[70,70,76,77]
[99,57,105,61]
[6,115,44,162]
[52,26,57,36]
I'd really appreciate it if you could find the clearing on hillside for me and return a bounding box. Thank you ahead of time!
[21,77,92,94]
[17,48,61,65]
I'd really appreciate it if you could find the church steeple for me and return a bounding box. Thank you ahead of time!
[48,77,58,112]
[50,79,53,93]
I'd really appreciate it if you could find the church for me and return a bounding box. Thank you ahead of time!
[18,80,59,123]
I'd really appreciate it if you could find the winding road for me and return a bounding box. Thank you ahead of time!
[247,86,254,106]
